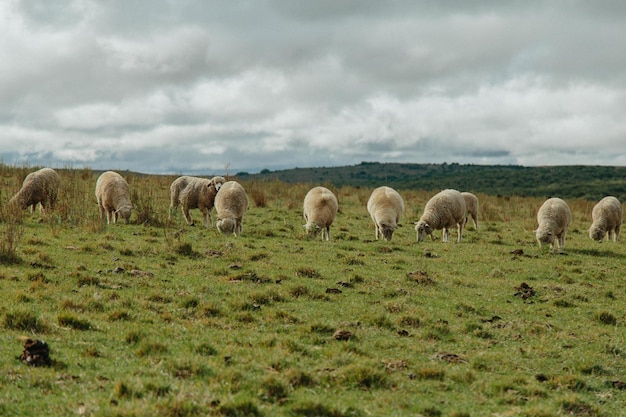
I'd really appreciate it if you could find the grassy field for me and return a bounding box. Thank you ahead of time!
[0,167,624,416]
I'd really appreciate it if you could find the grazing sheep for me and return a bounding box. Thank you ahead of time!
[461,192,479,230]
[169,175,226,226]
[414,189,466,243]
[303,186,338,240]
[535,197,571,250]
[95,171,133,224]
[589,196,623,242]
[9,168,60,213]
[214,181,248,236]
[367,186,404,241]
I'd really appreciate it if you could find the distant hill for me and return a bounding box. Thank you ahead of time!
[237,162,626,201]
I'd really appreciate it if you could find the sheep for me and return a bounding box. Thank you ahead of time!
[9,168,60,213]
[461,192,479,230]
[367,186,404,241]
[589,196,623,242]
[169,175,226,226]
[214,181,248,236]
[303,186,338,240]
[95,171,133,224]
[535,197,571,250]
[414,189,466,243]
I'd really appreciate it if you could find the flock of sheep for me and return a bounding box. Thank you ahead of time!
[7,167,624,248]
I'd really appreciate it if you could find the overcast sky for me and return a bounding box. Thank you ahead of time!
[2,1,626,174]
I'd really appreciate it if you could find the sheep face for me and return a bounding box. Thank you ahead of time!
[414,221,431,242]
[217,217,236,236]
[210,176,226,192]
[589,226,605,242]
[378,223,396,241]
[305,222,321,237]
[116,206,132,223]
[535,228,555,247]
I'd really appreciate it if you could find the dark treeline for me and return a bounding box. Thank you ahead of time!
[239,162,626,201]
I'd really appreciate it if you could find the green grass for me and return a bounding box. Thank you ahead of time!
[0,166,624,416]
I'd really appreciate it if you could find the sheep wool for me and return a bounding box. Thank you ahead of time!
[589,196,623,242]
[461,192,479,230]
[536,197,571,250]
[303,186,338,241]
[367,186,404,241]
[9,168,60,213]
[95,171,133,224]
[414,189,466,243]
[169,175,226,226]
[214,181,248,236]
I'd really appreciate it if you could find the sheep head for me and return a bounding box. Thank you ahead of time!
[217,217,236,235]
[116,205,133,223]
[378,222,396,241]
[304,222,321,237]
[589,225,605,243]
[209,176,226,193]
[414,221,431,242]
[535,227,554,247]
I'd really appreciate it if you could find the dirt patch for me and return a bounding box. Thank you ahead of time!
[514,282,535,299]
[431,352,468,364]
[19,339,52,367]
[332,329,353,341]
[408,270,435,286]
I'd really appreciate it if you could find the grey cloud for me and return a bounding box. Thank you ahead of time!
[1,1,626,174]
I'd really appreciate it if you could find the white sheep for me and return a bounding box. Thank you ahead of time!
[535,197,571,250]
[9,168,60,213]
[303,186,338,240]
[214,181,248,236]
[589,196,623,242]
[169,175,226,226]
[95,171,133,224]
[414,189,466,243]
[461,192,479,230]
[367,186,404,241]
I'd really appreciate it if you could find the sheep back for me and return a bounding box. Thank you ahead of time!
[95,171,132,224]
[169,175,226,226]
[589,196,623,242]
[214,181,248,236]
[536,197,571,249]
[414,189,466,243]
[367,186,404,241]
[461,192,479,230]
[303,186,338,240]
[9,168,60,213]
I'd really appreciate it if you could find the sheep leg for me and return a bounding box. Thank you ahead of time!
[181,208,194,226]
[200,207,210,227]
[442,228,449,243]
[615,224,621,241]
[457,221,464,243]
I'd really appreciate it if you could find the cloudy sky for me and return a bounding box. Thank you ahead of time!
[2,1,626,174]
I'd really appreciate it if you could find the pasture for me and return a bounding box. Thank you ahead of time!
[0,166,624,416]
